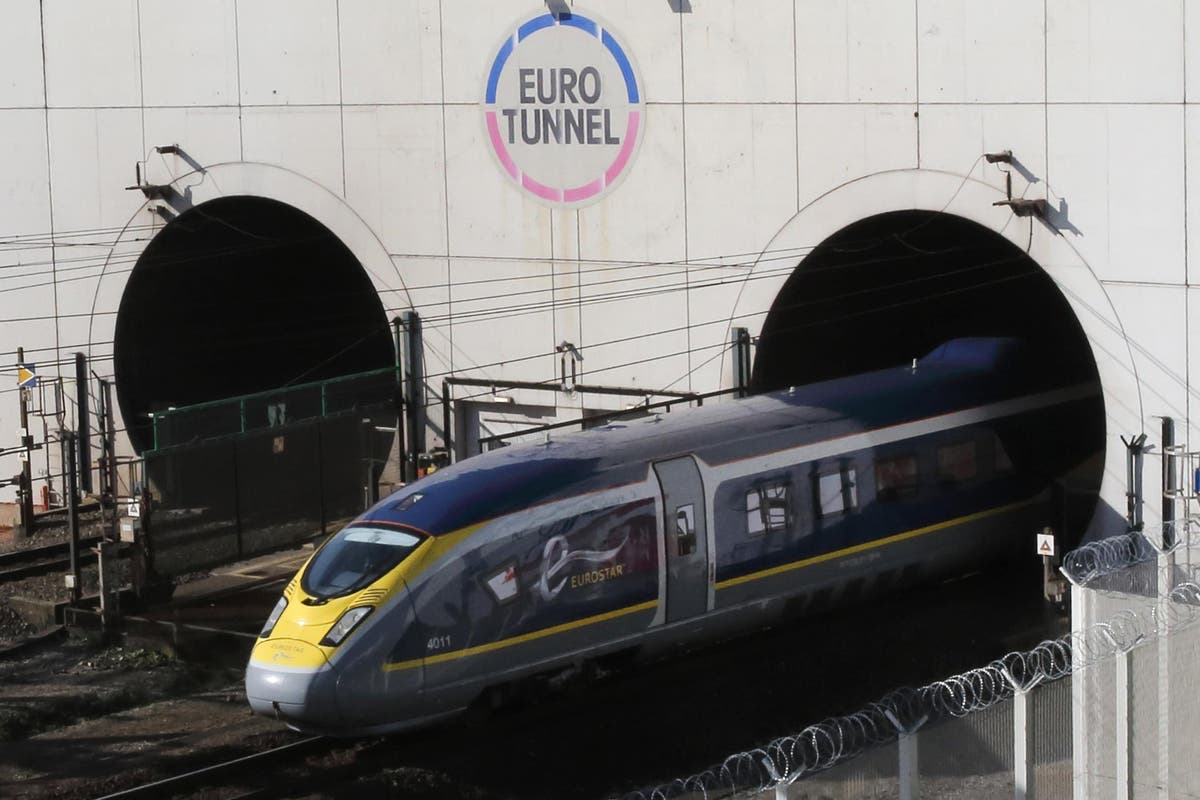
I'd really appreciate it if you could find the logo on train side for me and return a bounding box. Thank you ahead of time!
[482,9,645,207]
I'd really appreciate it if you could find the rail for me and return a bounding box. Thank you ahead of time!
[92,735,327,800]
[0,536,103,582]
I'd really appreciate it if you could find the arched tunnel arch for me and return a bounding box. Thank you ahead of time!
[114,196,395,453]
[751,209,1107,542]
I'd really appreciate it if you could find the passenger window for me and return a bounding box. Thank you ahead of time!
[816,468,858,518]
[937,441,977,485]
[875,455,918,501]
[746,482,791,536]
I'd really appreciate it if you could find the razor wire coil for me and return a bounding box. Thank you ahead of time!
[616,578,1200,800]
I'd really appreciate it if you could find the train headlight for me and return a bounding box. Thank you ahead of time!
[320,606,373,647]
[259,597,288,639]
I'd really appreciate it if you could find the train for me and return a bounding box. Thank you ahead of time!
[245,337,1103,735]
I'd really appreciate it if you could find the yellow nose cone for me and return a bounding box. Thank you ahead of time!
[251,638,330,669]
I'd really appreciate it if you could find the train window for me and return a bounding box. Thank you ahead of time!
[301,525,423,600]
[937,441,978,485]
[816,468,858,518]
[875,455,918,501]
[746,482,791,536]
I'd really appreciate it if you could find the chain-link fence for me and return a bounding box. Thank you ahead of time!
[615,524,1200,800]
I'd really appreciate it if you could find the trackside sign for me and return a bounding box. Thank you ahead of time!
[482,10,645,207]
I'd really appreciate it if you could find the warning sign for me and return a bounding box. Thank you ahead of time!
[16,364,36,389]
[1036,532,1056,557]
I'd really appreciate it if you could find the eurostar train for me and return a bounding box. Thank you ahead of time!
[246,338,1102,735]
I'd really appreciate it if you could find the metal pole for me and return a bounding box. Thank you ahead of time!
[64,430,81,604]
[1162,417,1176,548]
[16,347,34,539]
[393,316,408,483]
[442,380,452,465]
[731,327,752,398]
[1116,648,1133,800]
[75,352,92,495]
[402,311,425,478]
[1013,688,1034,800]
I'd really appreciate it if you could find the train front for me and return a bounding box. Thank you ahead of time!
[245,523,427,734]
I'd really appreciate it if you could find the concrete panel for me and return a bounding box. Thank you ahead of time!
[388,255,449,320]
[241,107,344,195]
[917,0,1044,103]
[1189,3,1200,105]
[574,254,690,396]
[1047,0,1184,103]
[139,0,239,107]
[413,280,453,396]
[0,1,45,107]
[1047,105,1184,285]
[439,0,546,104]
[1106,283,1188,422]
[583,1,684,103]
[339,0,442,105]
[447,256,556,385]
[47,109,145,235]
[797,105,917,209]
[918,104,1045,199]
[142,107,243,175]
[1186,107,1200,285]
[686,264,753,394]
[0,110,52,237]
[577,104,685,267]
[344,105,447,257]
[682,0,795,103]
[443,105,552,260]
[796,0,916,103]
[237,0,340,105]
[0,263,56,504]
[1189,288,1200,449]
[549,208,582,359]
[43,0,140,107]
[685,104,797,267]
[1107,282,1187,527]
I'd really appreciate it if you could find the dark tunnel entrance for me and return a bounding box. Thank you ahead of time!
[751,210,1106,543]
[752,210,1098,390]
[114,196,394,453]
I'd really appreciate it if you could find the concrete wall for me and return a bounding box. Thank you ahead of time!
[0,0,1195,540]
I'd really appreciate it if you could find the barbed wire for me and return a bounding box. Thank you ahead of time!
[1060,517,1198,588]
[615,578,1200,799]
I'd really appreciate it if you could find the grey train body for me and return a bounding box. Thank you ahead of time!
[246,338,1102,734]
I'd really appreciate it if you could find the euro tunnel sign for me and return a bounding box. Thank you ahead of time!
[16,364,36,389]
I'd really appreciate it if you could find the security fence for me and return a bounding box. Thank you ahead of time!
[142,370,400,578]
[616,524,1200,800]
[146,367,399,451]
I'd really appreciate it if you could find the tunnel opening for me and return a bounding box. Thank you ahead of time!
[751,210,1106,545]
[114,196,394,454]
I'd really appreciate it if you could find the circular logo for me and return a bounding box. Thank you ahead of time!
[482,10,644,208]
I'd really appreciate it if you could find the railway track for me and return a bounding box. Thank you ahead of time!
[92,736,330,800]
[0,537,102,583]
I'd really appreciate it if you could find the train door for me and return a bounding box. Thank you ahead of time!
[652,455,708,622]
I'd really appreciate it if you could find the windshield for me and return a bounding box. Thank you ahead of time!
[301,526,423,600]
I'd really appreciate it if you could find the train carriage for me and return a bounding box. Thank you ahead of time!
[246,338,1102,734]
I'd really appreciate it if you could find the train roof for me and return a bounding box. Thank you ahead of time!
[361,338,1078,536]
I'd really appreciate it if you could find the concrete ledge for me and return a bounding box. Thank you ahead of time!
[9,596,71,628]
